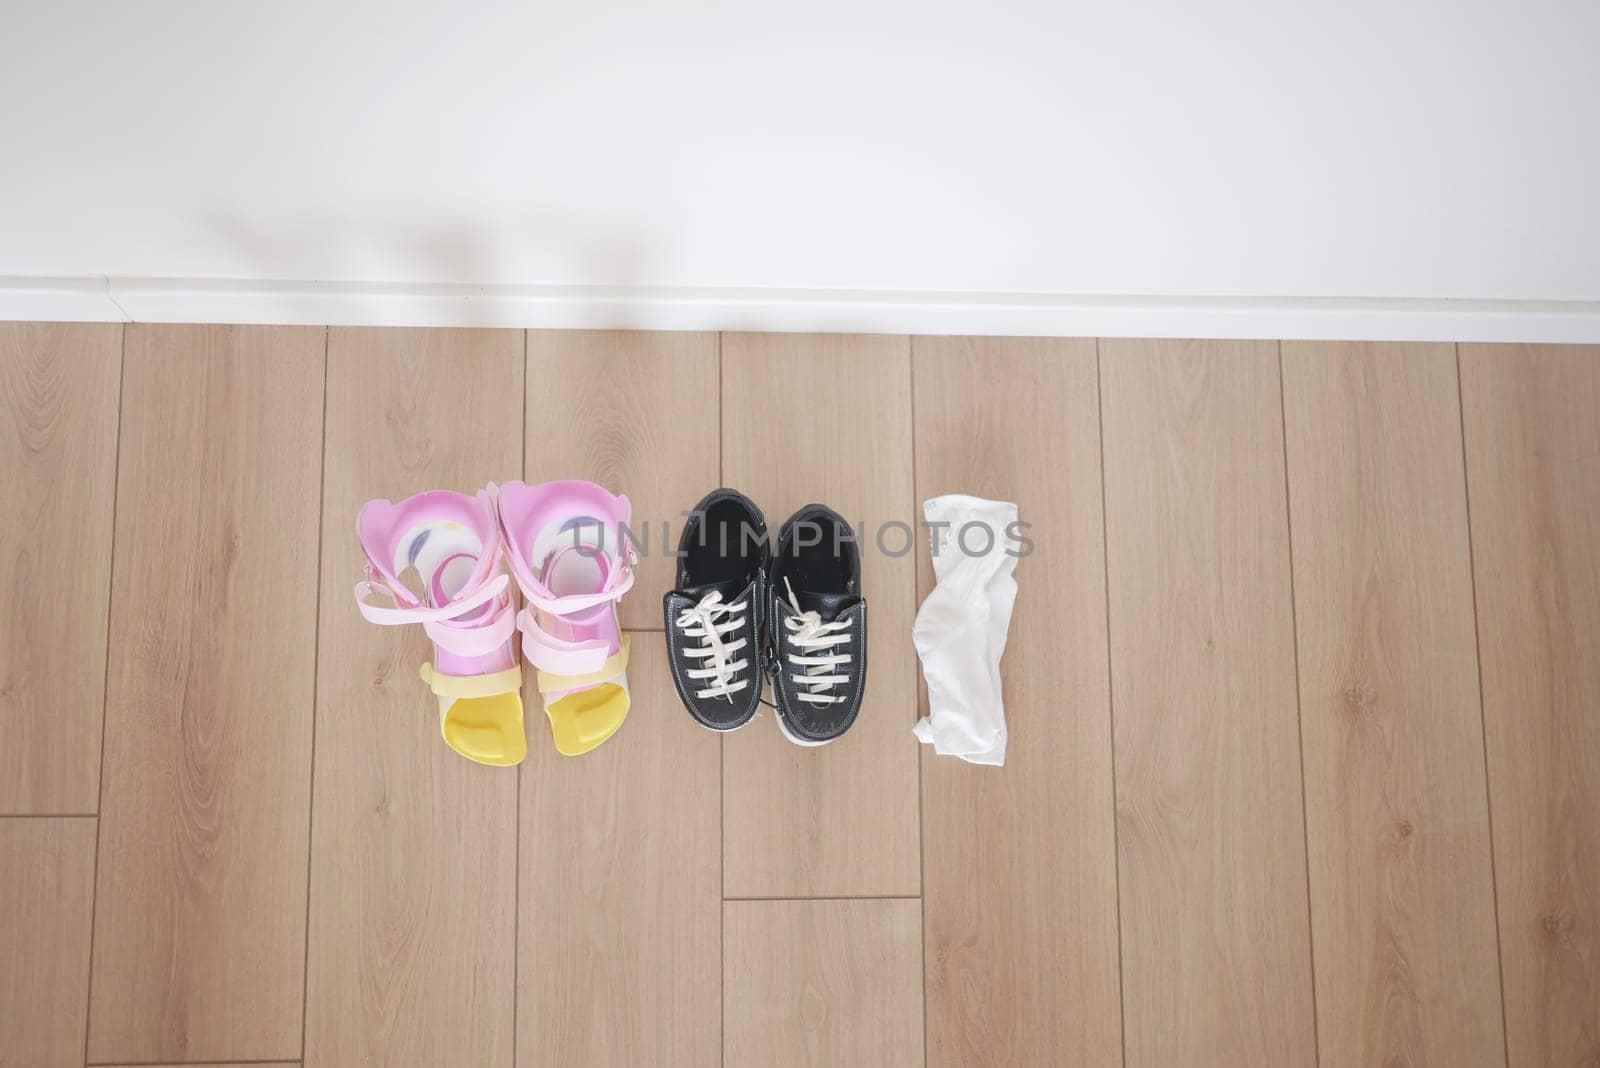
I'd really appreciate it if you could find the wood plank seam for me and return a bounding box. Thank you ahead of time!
[83,324,127,1067]
[717,329,726,1068]
[725,895,922,902]
[1274,341,1324,1067]
[296,326,330,1063]
[1094,340,1131,1068]
[84,1055,304,1061]
[908,337,928,1068]
[513,326,526,1068]
[85,1061,302,1067]
[0,811,100,818]
[1452,342,1514,1068]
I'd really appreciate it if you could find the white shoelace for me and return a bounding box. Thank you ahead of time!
[782,577,854,706]
[675,591,750,700]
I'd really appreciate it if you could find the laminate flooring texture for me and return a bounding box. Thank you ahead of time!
[1,324,1595,1067]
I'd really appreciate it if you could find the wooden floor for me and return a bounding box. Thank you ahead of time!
[1,324,1596,1067]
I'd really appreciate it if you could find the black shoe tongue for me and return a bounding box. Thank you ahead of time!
[679,577,753,605]
[789,589,858,619]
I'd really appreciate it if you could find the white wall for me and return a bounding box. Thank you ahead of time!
[3,0,1598,336]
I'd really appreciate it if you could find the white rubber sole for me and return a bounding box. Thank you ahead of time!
[683,673,838,745]
[772,703,835,747]
[689,707,761,735]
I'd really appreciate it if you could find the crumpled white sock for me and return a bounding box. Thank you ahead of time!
[911,494,1019,766]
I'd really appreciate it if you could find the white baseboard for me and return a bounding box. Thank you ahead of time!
[0,277,128,323]
[4,275,1599,343]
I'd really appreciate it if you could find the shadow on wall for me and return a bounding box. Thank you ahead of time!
[193,203,672,328]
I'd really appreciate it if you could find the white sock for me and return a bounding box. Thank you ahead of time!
[911,494,1019,766]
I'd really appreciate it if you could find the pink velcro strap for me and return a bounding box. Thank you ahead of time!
[424,598,516,659]
[516,608,611,676]
[521,564,636,616]
[355,572,510,627]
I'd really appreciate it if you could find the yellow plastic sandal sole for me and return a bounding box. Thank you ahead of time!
[545,683,629,756]
[441,691,528,767]
[421,663,528,767]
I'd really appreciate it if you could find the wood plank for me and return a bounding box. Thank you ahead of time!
[1099,338,1317,1066]
[518,631,719,1065]
[519,335,720,1063]
[0,323,121,814]
[0,817,97,1066]
[720,332,920,897]
[524,330,720,629]
[724,898,923,1067]
[912,336,1122,1065]
[97,1064,299,1067]
[1460,343,1600,1068]
[306,328,521,1066]
[87,325,323,1063]
[1281,341,1505,1064]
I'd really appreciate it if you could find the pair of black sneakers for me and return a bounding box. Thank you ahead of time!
[663,489,867,745]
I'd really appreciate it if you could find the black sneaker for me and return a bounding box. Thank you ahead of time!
[766,505,867,745]
[664,489,769,731]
